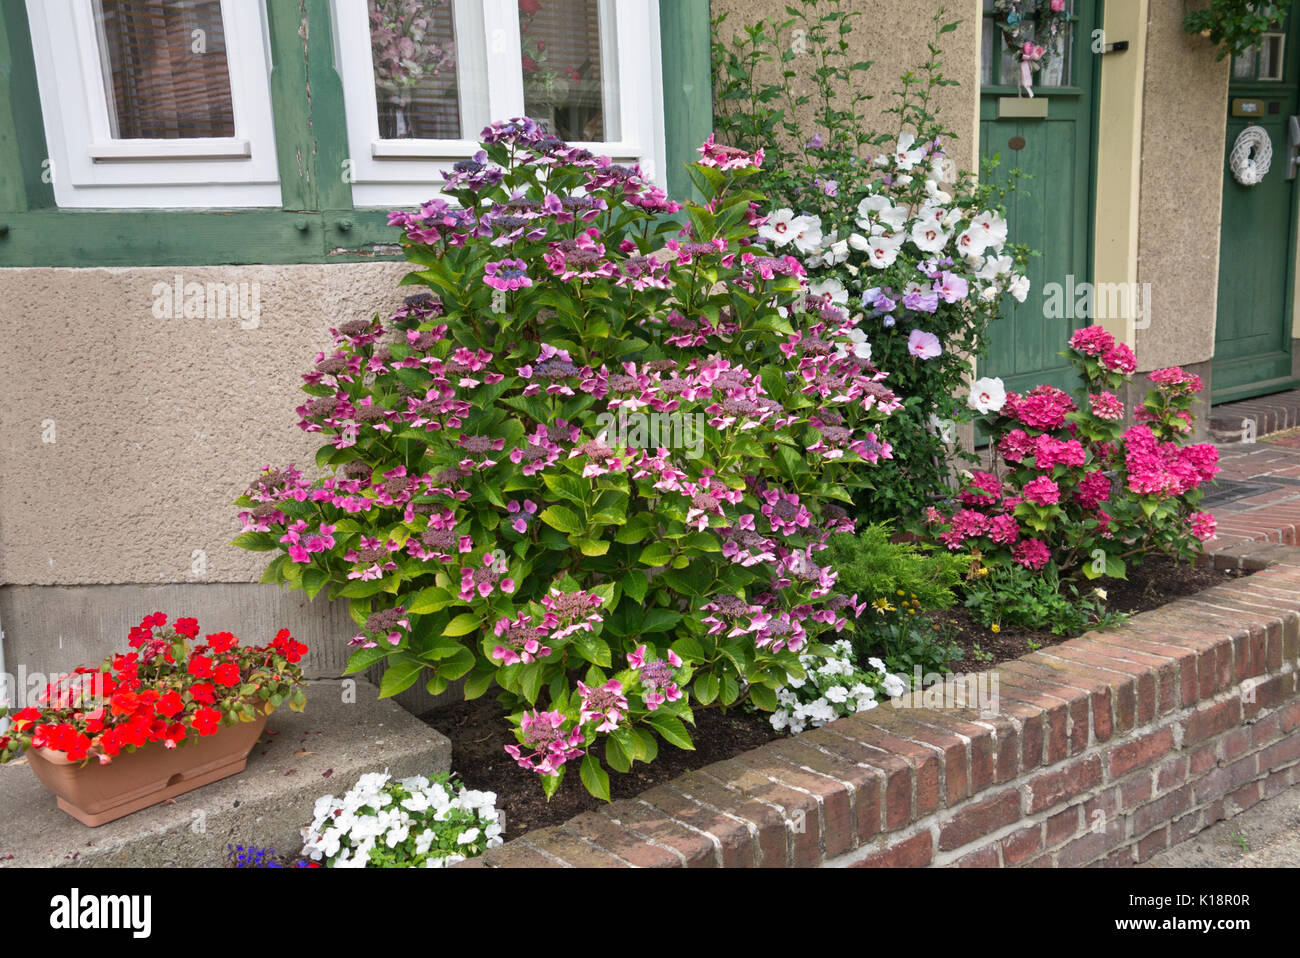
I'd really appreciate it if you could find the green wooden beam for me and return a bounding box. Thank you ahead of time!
[265,0,353,213]
[658,0,714,202]
[0,0,54,212]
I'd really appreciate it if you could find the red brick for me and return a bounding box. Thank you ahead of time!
[1046,806,1080,846]
[1259,731,1300,772]
[1025,756,1103,813]
[1132,785,1192,836]
[638,783,756,868]
[1120,773,1153,811]
[1157,756,1187,792]
[993,682,1069,763]
[849,830,933,868]
[525,827,632,868]
[478,840,568,868]
[954,844,1001,867]
[799,727,889,841]
[1057,818,1126,867]
[867,710,972,806]
[1183,698,1242,746]
[1190,743,1217,775]
[1109,726,1175,778]
[562,812,682,868]
[599,799,717,867]
[938,789,1021,851]
[740,744,855,859]
[1002,824,1041,866]
[700,758,820,867]
[1136,826,1169,863]
[672,771,787,867]
[838,714,942,819]
[1228,781,1261,813]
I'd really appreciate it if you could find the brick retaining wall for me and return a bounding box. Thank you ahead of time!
[461,541,1300,867]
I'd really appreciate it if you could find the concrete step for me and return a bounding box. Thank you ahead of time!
[0,679,450,868]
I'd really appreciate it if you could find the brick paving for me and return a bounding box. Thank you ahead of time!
[1204,429,1300,552]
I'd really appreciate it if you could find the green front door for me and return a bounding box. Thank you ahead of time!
[1212,17,1300,403]
[977,0,1101,397]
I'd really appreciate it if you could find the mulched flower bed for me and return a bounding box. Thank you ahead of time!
[419,557,1247,839]
[418,697,779,839]
[937,557,1248,670]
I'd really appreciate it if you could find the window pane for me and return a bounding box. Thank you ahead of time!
[519,0,616,142]
[1233,47,1258,80]
[981,17,995,86]
[369,0,462,139]
[95,0,235,139]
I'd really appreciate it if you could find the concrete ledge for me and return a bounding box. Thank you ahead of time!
[0,679,450,868]
[465,540,1300,868]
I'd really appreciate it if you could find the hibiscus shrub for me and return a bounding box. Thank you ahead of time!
[921,325,1219,583]
[234,119,899,799]
[713,2,1032,519]
[0,613,308,765]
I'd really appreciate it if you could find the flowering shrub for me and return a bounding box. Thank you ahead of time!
[921,325,1218,580]
[769,639,905,735]
[713,2,1032,519]
[0,613,307,765]
[301,771,503,868]
[235,118,897,799]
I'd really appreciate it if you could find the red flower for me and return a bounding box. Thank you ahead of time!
[188,654,214,679]
[214,663,242,688]
[174,617,200,638]
[190,707,222,737]
[161,723,188,749]
[518,0,542,15]
[190,682,216,705]
[10,707,40,732]
[157,691,184,718]
[272,629,309,664]
[206,631,239,654]
[142,612,167,629]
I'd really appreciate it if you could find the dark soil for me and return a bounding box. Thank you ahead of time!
[419,556,1246,838]
[418,696,778,839]
[937,557,1248,671]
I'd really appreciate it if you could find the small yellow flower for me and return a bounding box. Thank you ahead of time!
[896,589,906,597]
[991,623,1001,633]
[873,598,896,614]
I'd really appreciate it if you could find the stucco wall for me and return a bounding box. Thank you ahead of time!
[710,0,982,173]
[1133,0,1231,371]
[0,263,410,586]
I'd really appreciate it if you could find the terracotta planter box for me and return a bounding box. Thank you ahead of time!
[25,711,271,827]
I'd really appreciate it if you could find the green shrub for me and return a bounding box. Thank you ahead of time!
[963,564,1121,636]
[826,524,966,612]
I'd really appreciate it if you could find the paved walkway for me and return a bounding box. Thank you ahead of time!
[1204,428,1300,551]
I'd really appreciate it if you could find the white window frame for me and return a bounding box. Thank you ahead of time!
[333,0,665,208]
[26,0,281,208]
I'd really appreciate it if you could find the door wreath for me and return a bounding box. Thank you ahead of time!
[993,0,1072,97]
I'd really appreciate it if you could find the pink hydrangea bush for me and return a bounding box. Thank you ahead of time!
[921,325,1217,581]
[234,119,900,799]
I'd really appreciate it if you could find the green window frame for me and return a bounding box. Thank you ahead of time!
[0,0,711,267]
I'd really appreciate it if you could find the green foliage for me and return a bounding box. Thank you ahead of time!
[857,614,964,678]
[963,564,1122,636]
[712,3,1034,520]
[826,524,966,611]
[1183,1,1292,61]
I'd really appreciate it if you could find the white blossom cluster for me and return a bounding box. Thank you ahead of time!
[301,770,504,868]
[769,639,909,735]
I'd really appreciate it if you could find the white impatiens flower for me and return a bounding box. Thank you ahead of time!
[882,673,908,699]
[868,657,887,672]
[891,131,927,170]
[968,376,1007,415]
